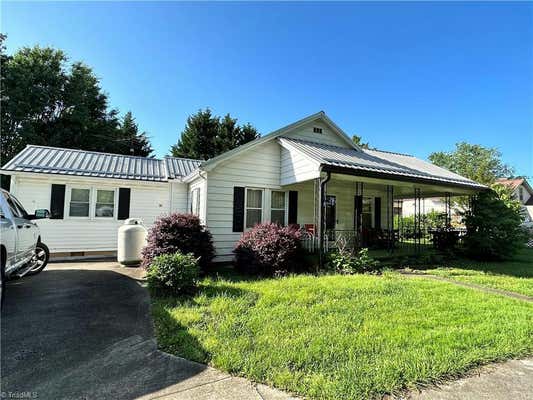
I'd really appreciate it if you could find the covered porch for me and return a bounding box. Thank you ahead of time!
[284,173,478,257]
[277,136,487,262]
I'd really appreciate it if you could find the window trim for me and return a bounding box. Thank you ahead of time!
[67,186,92,219]
[270,190,287,226]
[244,187,264,229]
[94,188,116,218]
[65,186,119,220]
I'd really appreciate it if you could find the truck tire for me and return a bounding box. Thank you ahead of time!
[27,242,49,276]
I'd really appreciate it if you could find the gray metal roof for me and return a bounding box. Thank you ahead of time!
[279,137,486,189]
[164,156,202,179]
[1,145,201,181]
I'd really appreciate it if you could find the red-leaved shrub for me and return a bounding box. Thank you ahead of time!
[233,222,306,275]
[141,213,214,271]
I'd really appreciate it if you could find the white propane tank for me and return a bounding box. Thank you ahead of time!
[117,218,148,266]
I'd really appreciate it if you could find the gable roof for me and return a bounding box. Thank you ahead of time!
[496,177,533,195]
[279,137,487,190]
[1,145,201,182]
[200,111,359,171]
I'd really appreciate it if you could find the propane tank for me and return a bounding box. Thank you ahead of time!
[117,218,148,266]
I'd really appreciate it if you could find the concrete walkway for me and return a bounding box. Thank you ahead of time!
[399,270,533,302]
[403,358,533,400]
[1,261,297,400]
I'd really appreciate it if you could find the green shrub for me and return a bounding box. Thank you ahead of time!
[146,252,200,295]
[462,187,527,260]
[327,248,381,274]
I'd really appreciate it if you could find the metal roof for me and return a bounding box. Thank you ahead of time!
[278,137,487,189]
[165,156,202,179]
[1,145,201,182]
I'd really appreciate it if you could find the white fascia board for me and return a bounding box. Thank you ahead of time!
[201,111,359,172]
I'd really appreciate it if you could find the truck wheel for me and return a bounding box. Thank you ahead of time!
[27,242,49,276]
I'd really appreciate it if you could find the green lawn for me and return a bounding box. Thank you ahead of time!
[413,248,533,297]
[152,272,533,400]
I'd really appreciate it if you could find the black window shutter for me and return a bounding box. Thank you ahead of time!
[288,191,298,225]
[118,188,131,220]
[50,184,66,219]
[374,197,382,229]
[233,187,245,232]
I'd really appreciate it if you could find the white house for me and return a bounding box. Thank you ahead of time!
[1,111,487,262]
[496,177,533,222]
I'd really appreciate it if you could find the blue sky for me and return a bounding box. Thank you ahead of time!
[3,1,532,176]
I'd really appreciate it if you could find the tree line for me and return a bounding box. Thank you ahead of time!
[0,35,259,168]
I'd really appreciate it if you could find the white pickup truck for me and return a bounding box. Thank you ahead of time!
[0,189,50,307]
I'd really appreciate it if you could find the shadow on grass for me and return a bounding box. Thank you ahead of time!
[428,248,533,279]
[151,283,256,364]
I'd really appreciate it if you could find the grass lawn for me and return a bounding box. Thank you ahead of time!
[151,271,533,400]
[413,248,533,297]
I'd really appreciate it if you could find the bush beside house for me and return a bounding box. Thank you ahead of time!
[146,252,200,295]
[234,222,307,276]
[141,213,215,271]
[463,188,526,260]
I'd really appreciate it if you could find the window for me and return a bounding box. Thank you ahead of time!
[69,188,90,217]
[313,127,323,134]
[6,195,24,218]
[519,187,524,201]
[362,197,372,229]
[95,189,115,217]
[190,188,200,216]
[271,191,286,225]
[245,189,263,228]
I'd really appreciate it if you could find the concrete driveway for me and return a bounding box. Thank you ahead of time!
[1,261,296,400]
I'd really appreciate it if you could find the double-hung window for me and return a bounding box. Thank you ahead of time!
[69,188,90,217]
[245,189,263,228]
[95,189,115,218]
[270,191,286,225]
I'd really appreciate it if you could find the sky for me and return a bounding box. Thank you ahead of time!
[3,1,532,176]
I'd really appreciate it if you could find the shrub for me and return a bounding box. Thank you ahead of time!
[327,248,381,274]
[233,222,306,275]
[462,188,527,260]
[141,213,215,271]
[146,252,200,295]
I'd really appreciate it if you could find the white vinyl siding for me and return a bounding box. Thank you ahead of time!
[285,120,352,148]
[170,182,188,213]
[11,176,169,253]
[280,146,320,185]
[206,140,281,262]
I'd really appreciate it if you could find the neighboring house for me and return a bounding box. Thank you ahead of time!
[1,111,486,262]
[496,177,533,222]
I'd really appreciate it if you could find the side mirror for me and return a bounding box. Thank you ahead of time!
[31,209,50,219]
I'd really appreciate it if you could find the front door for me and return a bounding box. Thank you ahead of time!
[325,195,336,239]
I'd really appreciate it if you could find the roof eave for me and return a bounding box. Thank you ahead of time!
[321,164,488,192]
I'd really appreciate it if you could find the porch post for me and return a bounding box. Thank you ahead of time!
[414,187,421,253]
[386,185,394,253]
[445,192,452,228]
[318,171,331,269]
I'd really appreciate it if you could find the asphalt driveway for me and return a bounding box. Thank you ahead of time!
[0,262,295,400]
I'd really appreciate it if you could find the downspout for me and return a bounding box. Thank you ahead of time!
[318,168,331,270]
